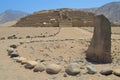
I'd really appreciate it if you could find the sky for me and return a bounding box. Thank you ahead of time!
[0,0,119,13]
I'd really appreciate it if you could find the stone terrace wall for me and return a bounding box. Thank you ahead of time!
[13,11,60,27]
[13,9,95,27]
[68,11,94,27]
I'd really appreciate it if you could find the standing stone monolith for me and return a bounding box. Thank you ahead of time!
[86,14,112,63]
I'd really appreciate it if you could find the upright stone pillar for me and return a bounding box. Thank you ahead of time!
[86,15,112,63]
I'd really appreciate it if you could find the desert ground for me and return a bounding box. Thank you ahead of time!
[0,24,120,80]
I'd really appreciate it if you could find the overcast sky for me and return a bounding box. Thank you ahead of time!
[0,0,119,13]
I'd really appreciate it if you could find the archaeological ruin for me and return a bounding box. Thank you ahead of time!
[13,8,95,27]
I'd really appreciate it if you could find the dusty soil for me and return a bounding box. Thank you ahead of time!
[0,26,120,80]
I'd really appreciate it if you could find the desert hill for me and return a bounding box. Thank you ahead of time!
[80,2,120,25]
[0,10,28,24]
[13,8,95,27]
[1,2,120,26]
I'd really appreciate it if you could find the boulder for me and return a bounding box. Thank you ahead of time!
[100,69,113,75]
[113,69,120,77]
[33,64,45,72]
[65,63,80,75]
[86,15,112,63]
[86,66,97,74]
[46,64,62,74]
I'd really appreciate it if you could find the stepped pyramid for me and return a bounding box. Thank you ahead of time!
[13,8,95,27]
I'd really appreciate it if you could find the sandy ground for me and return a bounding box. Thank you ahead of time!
[0,26,120,80]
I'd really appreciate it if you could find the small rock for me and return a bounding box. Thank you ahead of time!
[63,73,68,77]
[24,61,38,69]
[19,42,24,45]
[18,37,22,39]
[46,64,62,74]
[10,51,19,58]
[86,66,97,74]
[113,69,120,77]
[65,63,80,75]
[7,35,17,39]
[10,44,17,49]
[21,60,28,65]
[26,61,38,66]
[7,48,15,55]
[35,59,45,62]
[24,64,34,69]
[26,36,31,38]
[80,66,85,69]
[13,57,27,63]
[33,64,45,72]
[100,69,113,75]
[0,37,5,40]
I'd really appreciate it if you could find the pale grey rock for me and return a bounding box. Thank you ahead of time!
[46,64,62,74]
[33,64,45,72]
[86,66,97,74]
[65,63,80,75]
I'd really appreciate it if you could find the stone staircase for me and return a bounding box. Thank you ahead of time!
[59,20,72,27]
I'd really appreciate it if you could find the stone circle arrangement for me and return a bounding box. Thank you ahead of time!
[6,45,120,77]
[6,14,120,78]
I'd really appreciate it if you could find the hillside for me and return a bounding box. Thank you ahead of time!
[0,21,17,27]
[0,10,28,24]
[81,2,120,25]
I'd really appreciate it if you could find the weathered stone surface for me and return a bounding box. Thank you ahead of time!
[86,15,112,63]
[113,69,120,77]
[65,63,80,75]
[100,69,113,75]
[33,64,45,72]
[46,64,62,74]
[86,66,97,74]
